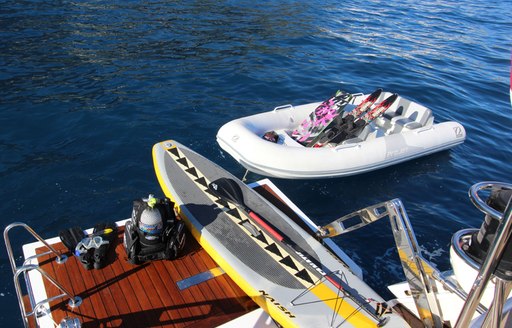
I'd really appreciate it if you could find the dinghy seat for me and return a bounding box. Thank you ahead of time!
[378,104,433,134]
[394,107,433,131]
[382,105,405,121]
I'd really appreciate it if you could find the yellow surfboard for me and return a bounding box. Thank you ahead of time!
[153,140,408,328]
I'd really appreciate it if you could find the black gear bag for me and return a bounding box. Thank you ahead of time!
[123,196,186,264]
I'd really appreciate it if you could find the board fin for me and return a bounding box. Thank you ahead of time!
[59,227,86,253]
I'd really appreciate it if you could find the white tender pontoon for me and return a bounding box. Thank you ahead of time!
[217,92,466,179]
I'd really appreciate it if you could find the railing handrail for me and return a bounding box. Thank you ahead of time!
[316,199,445,326]
[3,222,80,328]
[4,222,66,274]
[315,193,510,327]
[455,182,512,327]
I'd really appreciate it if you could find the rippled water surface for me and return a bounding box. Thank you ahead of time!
[1,0,511,325]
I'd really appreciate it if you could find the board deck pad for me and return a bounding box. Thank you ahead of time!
[161,146,311,289]
[153,140,408,328]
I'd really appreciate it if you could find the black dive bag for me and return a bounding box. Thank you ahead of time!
[124,197,186,264]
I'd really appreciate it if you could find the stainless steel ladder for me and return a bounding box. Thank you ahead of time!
[4,222,82,328]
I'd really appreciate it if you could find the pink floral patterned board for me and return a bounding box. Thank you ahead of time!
[291,90,353,145]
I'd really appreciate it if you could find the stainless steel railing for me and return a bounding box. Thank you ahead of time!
[316,181,512,328]
[4,222,81,328]
[455,182,512,328]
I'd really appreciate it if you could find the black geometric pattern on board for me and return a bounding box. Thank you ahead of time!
[166,144,317,287]
[168,147,180,158]
[185,166,199,178]
[177,157,189,168]
[280,255,298,271]
[204,188,216,198]
[295,269,315,284]
[213,197,230,208]
[227,208,241,220]
[255,232,268,245]
[195,176,208,188]
[266,243,283,258]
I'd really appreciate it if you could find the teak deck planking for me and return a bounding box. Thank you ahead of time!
[35,228,257,328]
[30,183,425,328]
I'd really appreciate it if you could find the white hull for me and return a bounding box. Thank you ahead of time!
[217,93,465,179]
[387,229,512,327]
[387,182,512,328]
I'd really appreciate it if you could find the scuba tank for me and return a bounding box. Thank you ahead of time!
[124,194,186,264]
[138,198,163,240]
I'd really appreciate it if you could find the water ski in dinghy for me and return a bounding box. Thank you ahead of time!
[217,90,466,179]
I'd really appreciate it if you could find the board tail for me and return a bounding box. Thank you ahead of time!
[348,88,383,118]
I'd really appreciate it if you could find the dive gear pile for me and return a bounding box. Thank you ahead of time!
[59,222,118,270]
[123,194,186,264]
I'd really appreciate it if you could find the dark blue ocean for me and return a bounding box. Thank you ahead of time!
[1,0,511,325]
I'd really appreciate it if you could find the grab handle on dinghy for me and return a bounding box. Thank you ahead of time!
[333,143,361,151]
[273,104,294,112]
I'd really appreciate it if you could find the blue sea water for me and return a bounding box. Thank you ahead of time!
[1,0,511,325]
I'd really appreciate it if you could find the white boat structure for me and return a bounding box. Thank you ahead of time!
[4,165,512,327]
[217,91,466,179]
[316,181,512,327]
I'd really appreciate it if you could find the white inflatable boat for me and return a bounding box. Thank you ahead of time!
[217,91,466,179]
